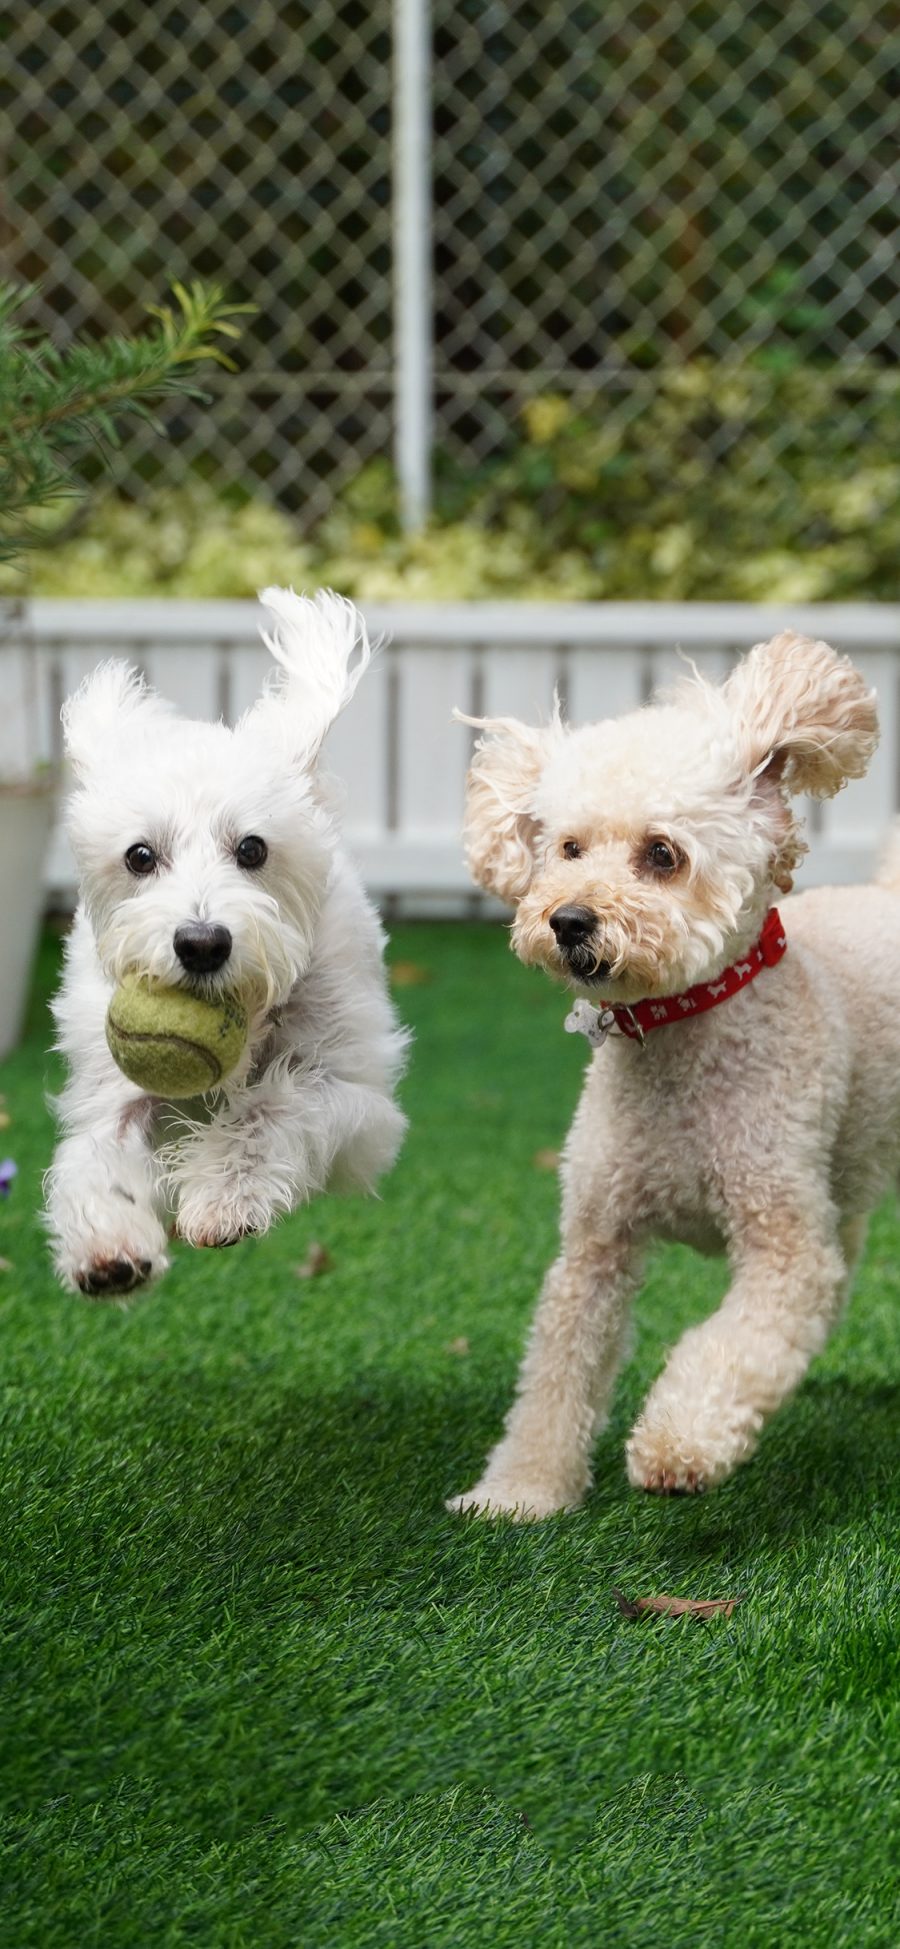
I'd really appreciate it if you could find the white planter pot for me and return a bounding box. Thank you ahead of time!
[0,786,55,1059]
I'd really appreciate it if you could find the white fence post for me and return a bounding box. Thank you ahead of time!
[393,0,432,530]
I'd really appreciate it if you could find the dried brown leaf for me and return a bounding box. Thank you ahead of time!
[390,961,432,987]
[532,1148,560,1172]
[294,1241,334,1279]
[446,1336,470,1357]
[613,1589,744,1621]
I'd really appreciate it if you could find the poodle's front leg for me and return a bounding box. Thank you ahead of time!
[449,1235,641,1520]
[173,1066,405,1248]
[46,1087,168,1297]
[627,1200,847,1492]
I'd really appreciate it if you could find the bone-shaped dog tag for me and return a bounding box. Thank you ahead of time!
[564,1000,616,1049]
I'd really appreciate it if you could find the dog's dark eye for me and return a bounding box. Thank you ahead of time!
[645,839,678,875]
[124,842,157,877]
[235,834,268,871]
[562,839,583,860]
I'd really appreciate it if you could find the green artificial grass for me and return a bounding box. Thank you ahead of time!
[1,925,898,1946]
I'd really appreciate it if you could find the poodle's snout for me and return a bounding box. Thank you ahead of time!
[173,922,233,974]
[549,904,596,949]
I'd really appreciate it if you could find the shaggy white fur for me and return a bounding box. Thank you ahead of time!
[46,588,408,1297]
[449,629,891,1516]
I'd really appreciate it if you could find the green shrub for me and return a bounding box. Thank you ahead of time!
[0,281,250,567]
[7,362,900,602]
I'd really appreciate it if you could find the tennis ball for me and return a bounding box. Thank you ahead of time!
[106,977,249,1098]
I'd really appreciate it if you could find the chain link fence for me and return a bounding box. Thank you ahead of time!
[2,1,898,521]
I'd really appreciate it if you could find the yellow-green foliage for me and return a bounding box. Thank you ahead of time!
[6,363,900,602]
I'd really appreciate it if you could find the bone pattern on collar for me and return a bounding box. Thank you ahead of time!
[564,908,787,1049]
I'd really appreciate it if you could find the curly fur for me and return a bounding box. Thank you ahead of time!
[449,630,888,1517]
[460,710,563,904]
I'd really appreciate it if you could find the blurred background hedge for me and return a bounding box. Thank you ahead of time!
[7,361,900,602]
[2,1,899,594]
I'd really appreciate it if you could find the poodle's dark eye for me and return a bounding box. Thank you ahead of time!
[645,839,679,875]
[235,834,268,871]
[124,842,157,877]
[562,838,583,860]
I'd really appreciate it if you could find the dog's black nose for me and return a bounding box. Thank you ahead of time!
[549,904,596,949]
[173,922,233,974]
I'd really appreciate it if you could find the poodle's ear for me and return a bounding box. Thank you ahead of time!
[458,713,553,904]
[725,630,878,797]
[251,586,372,764]
[61,662,174,776]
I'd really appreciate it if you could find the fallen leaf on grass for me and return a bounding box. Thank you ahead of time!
[532,1148,560,1172]
[613,1589,744,1621]
[446,1336,470,1356]
[293,1241,334,1279]
[390,961,432,987]
[0,1112,10,1131]
[0,1257,12,1274]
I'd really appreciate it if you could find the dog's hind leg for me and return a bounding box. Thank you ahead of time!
[626,1192,847,1493]
[448,1235,641,1520]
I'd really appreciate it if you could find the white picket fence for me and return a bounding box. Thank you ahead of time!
[3,599,900,912]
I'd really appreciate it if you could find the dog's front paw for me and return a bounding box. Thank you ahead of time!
[447,1476,583,1522]
[176,1204,261,1250]
[626,1318,777,1494]
[175,1179,267,1250]
[77,1254,158,1298]
[179,1222,258,1249]
[625,1447,706,1495]
[59,1226,169,1300]
[625,1414,753,1494]
[49,1163,169,1298]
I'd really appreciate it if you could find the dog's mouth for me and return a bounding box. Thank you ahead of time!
[560,943,614,985]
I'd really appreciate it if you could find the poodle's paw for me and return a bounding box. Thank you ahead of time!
[626,1451,706,1495]
[625,1413,753,1494]
[626,1328,772,1495]
[446,1475,583,1522]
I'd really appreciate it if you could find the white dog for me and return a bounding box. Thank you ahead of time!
[449,630,894,1517]
[46,589,407,1296]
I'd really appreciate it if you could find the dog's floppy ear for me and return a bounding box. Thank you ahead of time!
[458,713,552,903]
[253,587,372,764]
[725,630,878,797]
[62,662,174,776]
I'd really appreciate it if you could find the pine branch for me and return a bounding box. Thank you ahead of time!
[0,282,254,562]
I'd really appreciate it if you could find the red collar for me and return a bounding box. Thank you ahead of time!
[612,908,787,1041]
